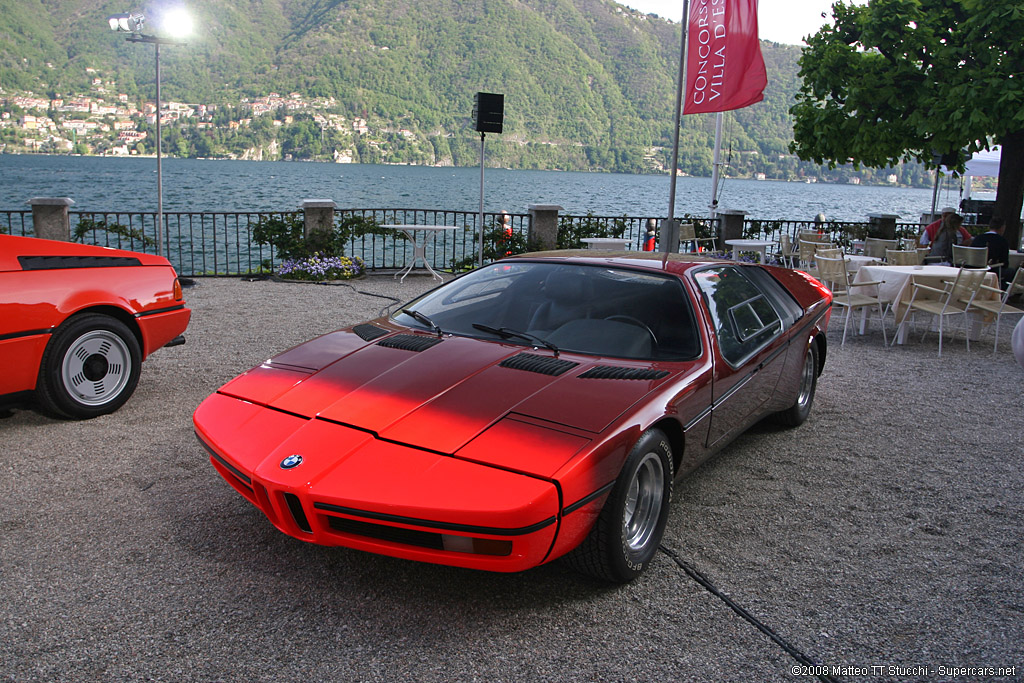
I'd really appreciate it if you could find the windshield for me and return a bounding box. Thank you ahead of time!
[393,261,700,361]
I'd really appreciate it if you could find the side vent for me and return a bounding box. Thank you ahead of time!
[378,334,443,352]
[18,254,143,270]
[579,366,670,381]
[353,323,389,341]
[500,352,578,376]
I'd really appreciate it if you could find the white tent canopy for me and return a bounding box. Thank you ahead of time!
[965,147,1000,178]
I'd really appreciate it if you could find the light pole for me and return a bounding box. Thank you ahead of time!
[108,10,190,257]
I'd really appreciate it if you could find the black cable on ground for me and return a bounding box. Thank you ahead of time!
[659,545,840,683]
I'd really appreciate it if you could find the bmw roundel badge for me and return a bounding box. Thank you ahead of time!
[280,454,303,470]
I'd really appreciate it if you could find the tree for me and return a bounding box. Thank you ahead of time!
[790,0,1024,247]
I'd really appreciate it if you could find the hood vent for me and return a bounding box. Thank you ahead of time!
[378,334,443,352]
[579,366,670,381]
[500,352,578,377]
[353,323,389,341]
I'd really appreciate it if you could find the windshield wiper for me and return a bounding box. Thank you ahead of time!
[402,308,443,337]
[471,323,560,357]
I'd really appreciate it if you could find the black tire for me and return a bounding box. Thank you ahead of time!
[776,339,818,427]
[565,428,673,583]
[36,313,142,419]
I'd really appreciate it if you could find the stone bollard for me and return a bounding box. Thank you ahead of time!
[528,204,562,250]
[717,209,747,244]
[301,199,337,240]
[867,213,899,239]
[27,197,74,241]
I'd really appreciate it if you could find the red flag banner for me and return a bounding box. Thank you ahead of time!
[683,0,767,114]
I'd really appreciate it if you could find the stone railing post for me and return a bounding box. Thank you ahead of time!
[528,204,562,250]
[301,199,337,240]
[27,197,74,241]
[867,213,898,239]
[718,209,747,244]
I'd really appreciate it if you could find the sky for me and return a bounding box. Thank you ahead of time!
[620,0,847,46]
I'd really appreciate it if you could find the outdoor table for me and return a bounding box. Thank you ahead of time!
[1009,250,1024,270]
[388,224,459,282]
[725,238,775,263]
[582,237,630,250]
[851,264,999,343]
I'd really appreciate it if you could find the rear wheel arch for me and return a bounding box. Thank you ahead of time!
[812,332,827,375]
[61,305,144,356]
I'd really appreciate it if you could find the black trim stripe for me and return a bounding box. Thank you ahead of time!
[562,482,615,516]
[312,502,557,537]
[18,255,143,270]
[684,405,713,432]
[135,304,186,318]
[0,328,52,342]
[196,433,252,487]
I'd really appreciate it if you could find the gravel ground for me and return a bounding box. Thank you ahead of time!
[2,273,1022,683]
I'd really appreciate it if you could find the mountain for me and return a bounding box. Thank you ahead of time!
[0,0,929,183]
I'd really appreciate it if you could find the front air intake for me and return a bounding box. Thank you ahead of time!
[284,493,312,534]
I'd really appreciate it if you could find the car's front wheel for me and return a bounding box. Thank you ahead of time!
[37,313,142,419]
[566,428,673,583]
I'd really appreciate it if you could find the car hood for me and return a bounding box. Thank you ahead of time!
[216,324,677,455]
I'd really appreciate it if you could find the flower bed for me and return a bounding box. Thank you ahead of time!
[277,253,365,281]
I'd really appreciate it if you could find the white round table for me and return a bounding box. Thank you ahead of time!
[725,239,775,263]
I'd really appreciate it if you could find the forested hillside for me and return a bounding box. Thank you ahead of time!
[0,0,930,183]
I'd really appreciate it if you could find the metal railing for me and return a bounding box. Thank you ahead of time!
[1,207,937,275]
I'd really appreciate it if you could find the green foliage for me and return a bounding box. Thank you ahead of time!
[790,0,1024,243]
[252,212,401,260]
[557,213,627,249]
[252,214,310,260]
[451,221,534,271]
[73,217,155,247]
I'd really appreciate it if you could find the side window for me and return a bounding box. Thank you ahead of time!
[692,266,783,366]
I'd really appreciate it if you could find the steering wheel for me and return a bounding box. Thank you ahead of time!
[604,315,658,348]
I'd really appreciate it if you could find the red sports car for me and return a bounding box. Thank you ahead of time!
[0,234,191,418]
[194,253,831,582]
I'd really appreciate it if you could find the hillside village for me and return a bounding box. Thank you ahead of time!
[1,76,377,164]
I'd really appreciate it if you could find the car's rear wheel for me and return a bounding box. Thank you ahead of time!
[565,428,673,583]
[777,339,818,427]
[37,314,141,419]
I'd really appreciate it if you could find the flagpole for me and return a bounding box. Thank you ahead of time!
[662,0,690,254]
[709,111,723,221]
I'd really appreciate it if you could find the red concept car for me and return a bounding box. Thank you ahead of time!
[195,253,832,582]
[0,234,191,418]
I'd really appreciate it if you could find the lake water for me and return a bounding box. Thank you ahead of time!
[0,154,972,222]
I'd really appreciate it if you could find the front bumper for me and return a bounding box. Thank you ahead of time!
[194,392,561,572]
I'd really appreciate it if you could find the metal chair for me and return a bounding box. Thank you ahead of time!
[772,233,798,267]
[892,267,988,356]
[966,267,1024,353]
[885,249,920,266]
[815,255,888,346]
[864,237,899,259]
[678,223,717,254]
[951,244,989,268]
